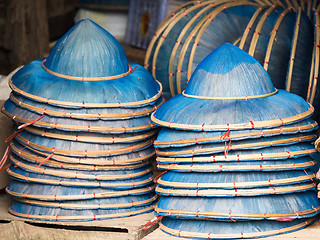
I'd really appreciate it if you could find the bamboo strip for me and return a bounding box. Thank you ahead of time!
[10,156,152,180]
[7,168,153,188]
[13,195,157,209]
[9,79,163,108]
[9,93,165,119]
[263,8,292,70]
[156,149,317,163]
[154,121,317,146]
[248,6,276,56]
[155,134,316,156]
[157,160,317,171]
[159,217,314,239]
[155,183,316,197]
[155,205,320,219]
[6,185,156,201]
[309,13,319,104]
[286,7,301,92]
[239,7,267,49]
[151,104,314,131]
[9,205,154,221]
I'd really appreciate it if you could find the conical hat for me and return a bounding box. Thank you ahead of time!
[157,170,317,189]
[155,132,317,157]
[160,217,315,239]
[151,44,313,131]
[154,118,317,148]
[7,165,153,189]
[9,200,154,221]
[8,19,162,108]
[155,191,320,220]
[10,141,155,166]
[7,181,155,201]
[156,143,319,163]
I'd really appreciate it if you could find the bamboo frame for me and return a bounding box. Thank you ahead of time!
[6,185,156,201]
[7,168,153,188]
[9,205,154,221]
[10,142,155,166]
[9,79,163,108]
[10,156,152,180]
[264,8,293,71]
[154,121,317,146]
[308,13,319,104]
[15,133,154,157]
[157,159,317,171]
[155,134,316,156]
[159,217,314,239]
[9,93,165,119]
[13,195,157,209]
[151,104,314,131]
[156,148,317,163]
[286,7,302,92]
[248,6,276,56]
[155,182,316,197]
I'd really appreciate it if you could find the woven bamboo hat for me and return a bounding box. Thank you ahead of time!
[160,217,315,239]
[151,43,313,131]
[155,191,320,221]
[154,118,318,148]
[8,19,162,108]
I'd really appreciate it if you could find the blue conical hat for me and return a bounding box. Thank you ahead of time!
[8,19,162,108]
[9,200,154,221]
[151,44,313,131]
[155,191,320,220]
[10,141,155,166]
[7,181,155,201]
[156,143,319,163]
[7,165,154,190]
[160,217,315,239]
[154,118,318,148]
[157,170,317,189]
[157,156,318,172]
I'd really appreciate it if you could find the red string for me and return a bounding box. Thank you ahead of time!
[5,129,24,142]
[0,146,10,170]
[18,113,45,130]
[220,129,230,140]
[224,140,231,158]
[0,163,11,172]
[36,152,54,168]
[141,216,163,230]
[153,170,168,184]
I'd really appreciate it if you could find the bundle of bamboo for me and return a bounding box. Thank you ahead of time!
[151,44,320,238]
[1,19,163,222]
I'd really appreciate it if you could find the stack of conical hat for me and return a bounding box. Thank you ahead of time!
[1,19,163,222]
[151,43,320,239]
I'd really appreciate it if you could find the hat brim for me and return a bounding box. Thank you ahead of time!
[152,89,313,131]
